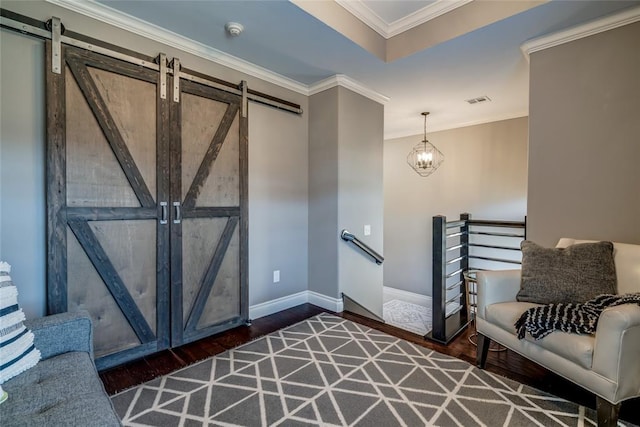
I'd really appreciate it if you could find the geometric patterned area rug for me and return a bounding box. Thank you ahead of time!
[111,313,620,426]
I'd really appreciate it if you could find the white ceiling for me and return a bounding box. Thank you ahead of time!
[82,0,638,139]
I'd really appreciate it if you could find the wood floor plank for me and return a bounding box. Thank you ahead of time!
[99,303,639,424]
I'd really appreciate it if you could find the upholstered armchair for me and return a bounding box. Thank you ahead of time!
[475,239,640,427]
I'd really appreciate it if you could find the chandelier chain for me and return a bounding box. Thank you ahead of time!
[422,111,429,142]
[424,114,426,141]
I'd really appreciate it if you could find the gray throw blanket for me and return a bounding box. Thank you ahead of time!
[515,293,640,340]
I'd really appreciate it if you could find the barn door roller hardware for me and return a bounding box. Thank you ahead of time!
[170,58,181,103]
[0,9,303,115]
[158,53,167,100]
[47,17,62,74]
[241,80,248,118]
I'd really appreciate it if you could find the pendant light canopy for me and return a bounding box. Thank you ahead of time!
[407,112,444,177]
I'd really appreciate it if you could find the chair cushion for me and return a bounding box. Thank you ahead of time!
[486,301,539,334]
[0,352,120,426]
[486,302,595,369]
[517,240,617,304]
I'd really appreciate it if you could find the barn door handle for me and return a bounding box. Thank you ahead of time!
[173,202,181,224]
[159,201,168,225]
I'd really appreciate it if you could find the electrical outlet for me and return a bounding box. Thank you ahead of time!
[364,224,371,236]
[273,270,280,283]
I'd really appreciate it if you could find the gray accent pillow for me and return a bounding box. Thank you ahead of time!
[517,240,617,304]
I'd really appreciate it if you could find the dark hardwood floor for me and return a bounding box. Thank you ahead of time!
[100,304,640,424]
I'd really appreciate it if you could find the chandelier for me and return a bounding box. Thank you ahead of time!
[407,112,444,177]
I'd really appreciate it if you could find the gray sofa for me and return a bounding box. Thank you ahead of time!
[0,311,121,426]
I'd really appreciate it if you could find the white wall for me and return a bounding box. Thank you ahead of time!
[384,117,528,296]
[0,30,46,319]
[0,3,309,317]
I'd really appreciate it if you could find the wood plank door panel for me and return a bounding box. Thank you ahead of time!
[47,41,247,367]
[170,79,248,345]
[47,43,170,369]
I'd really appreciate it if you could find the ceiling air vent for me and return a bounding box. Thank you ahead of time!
[466,95,491,105]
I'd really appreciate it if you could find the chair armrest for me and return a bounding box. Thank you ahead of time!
[24,310,94,360]
[476,269,521,319]
[592,304,640,401]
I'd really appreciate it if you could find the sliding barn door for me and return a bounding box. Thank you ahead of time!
[46,43,171,369]
[47,42,248,369]
[170,77,248,346]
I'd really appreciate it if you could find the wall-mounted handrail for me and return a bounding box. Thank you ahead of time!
[340,230,384,265]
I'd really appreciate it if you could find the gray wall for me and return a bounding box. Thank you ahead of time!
[337,87,384,317]
[248,103,308,306]
[308,87,384,317]
[384,117,528,296]
[0,2,309,317]
[0,30,46,319]
[528,22,640,246]
[308,88,339,299]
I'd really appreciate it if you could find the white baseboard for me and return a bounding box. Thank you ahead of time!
[250,287,433,321]
[383,286,432,306]
[308,291,343,313]
[249,290,343,320]
[249,291,308,320]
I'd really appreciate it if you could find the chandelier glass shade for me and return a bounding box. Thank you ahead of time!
[407,112,444,177]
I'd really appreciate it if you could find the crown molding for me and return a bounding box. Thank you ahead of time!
[521,5,640,60]
[387,0,472,38]
[308,74,390,104]
[335,0,472,39]
[384,111,528,141]
[334,0,388,38]
[45,0,309,95]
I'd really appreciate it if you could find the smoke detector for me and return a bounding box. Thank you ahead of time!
[225,22,244,37]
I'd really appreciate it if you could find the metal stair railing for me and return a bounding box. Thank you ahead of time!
[340,229,384,265]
